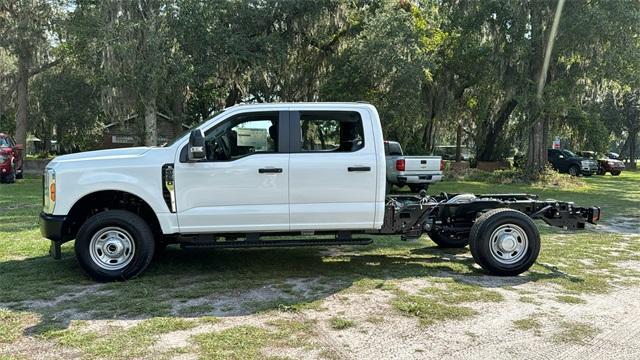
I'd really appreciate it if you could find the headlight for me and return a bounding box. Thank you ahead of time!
[43,168,56,213]
[581,160,588,166]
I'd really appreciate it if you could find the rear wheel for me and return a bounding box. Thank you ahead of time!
[568,165,580,176]
[469,208,540,276]
[75,210,155,281]
[408,184,427,193]
[428,231,468,248]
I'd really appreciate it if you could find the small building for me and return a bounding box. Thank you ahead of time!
[103,112,189,148]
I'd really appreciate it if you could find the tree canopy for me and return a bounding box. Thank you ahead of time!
[1,0,639,170]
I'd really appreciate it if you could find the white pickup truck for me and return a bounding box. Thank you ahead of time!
[40,103,600,281]
[384,140,443,193]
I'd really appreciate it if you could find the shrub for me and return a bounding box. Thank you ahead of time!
[445,166,585,188]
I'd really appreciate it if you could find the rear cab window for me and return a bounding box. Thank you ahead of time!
[384,142,402,156]
[298,111,364,153]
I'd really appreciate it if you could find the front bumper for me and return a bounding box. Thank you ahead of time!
[39,212,67,242]
[0,161,12,175]
[581,166,598,175]
[396,174,444,184]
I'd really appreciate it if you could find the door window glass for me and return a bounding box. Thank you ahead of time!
[204,113,278,161]
[299,111,364,152]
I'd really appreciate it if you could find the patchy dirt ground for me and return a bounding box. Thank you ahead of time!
[2,231,639,360]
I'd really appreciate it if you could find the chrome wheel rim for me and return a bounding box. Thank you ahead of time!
[89,227,135,271]
[489,224,528,265]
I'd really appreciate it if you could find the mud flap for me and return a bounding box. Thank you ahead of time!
[49,241,62,259]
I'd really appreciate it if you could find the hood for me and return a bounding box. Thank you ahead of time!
[50,147,152,164]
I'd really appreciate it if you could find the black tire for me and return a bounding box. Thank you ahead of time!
[75,210,155,281]
[428,231,468,248]
[469,208,540,276]
[611,171,621,176]
[15,167,23,179]
[568,165,580,177]
[2,170,15,184]
[408,184,427,193]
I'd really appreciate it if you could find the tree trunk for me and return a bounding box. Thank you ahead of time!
[144,99,157,146]
[629,129,638,169]
[477,99,518,161]
[455,122,462,162]
[526,115,547,176]
[15,57,29,147]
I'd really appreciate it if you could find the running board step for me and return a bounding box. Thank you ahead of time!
[180,238,373,249]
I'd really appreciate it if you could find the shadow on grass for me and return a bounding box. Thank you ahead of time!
[0,241,580,337]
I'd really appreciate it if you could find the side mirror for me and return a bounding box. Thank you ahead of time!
[188,129,206,162]
[558,155,564,159]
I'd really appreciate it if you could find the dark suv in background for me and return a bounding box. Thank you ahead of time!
[547,149,598,176]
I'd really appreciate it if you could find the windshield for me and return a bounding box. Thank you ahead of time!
[162,110,225,147]
[0,137,12,148]
[562,150,577,158]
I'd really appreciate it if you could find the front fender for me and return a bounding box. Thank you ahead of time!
[54,170,168,217]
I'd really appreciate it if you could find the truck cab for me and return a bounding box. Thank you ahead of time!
[40,103,386,280]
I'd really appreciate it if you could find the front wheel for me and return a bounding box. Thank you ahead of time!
[611,171,621,176]
[469,208,540,276]
[568,165,580,176]
[1,170,15,184]
[75,210,155,281]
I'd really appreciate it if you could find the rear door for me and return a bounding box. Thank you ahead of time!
[288,110,378,230]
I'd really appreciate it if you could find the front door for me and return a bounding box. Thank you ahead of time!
[175,111,290,233]
[288,110,378,230]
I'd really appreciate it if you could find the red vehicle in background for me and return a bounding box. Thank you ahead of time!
[0,133,24,183]
[577,151,625,176]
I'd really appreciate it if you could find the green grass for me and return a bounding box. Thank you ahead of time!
[1,172,639,357]
[41,317,199,359]
[194,319,316,360]
[392,294,477,326]
[553,321,599,344]
[513,316,543,334]
[329,316,355,330]
[556,295,587,304]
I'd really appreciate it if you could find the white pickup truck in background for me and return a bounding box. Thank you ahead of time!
[40,102,599,281]
[384,140,443,193]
